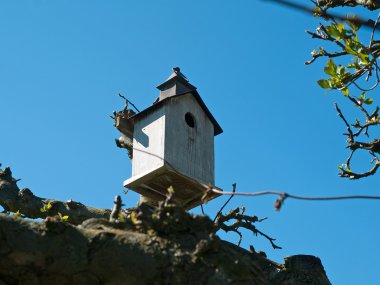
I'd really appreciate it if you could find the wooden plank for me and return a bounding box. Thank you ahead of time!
[124,166,221,210]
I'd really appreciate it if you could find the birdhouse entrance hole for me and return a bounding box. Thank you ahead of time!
[185,112,195,128]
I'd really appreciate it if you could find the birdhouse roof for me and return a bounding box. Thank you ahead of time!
[131,68,223,136]
[156,67,197,97]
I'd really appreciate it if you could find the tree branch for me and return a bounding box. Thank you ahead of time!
[266,0,380,29]
[214,207,282,249]
[339,159,380,178]
[0,166,111,225]
[317,0,380,11]
[0,205,332,284]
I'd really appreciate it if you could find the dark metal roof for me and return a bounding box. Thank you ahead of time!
[131,68,223,136]
[156,67,197,101]
[157,67,190,88]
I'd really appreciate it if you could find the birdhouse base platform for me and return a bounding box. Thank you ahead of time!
[123,166,221,210]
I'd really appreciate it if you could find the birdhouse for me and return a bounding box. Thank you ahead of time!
[122,68,223,209]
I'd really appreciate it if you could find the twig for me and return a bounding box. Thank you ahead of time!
[265,0,380,28]
[214,207,281,249]
[200,204,205,215]
[213,183,236,223]
[339,159,380,179]
[345,149,355,169]
[369,13,380,47]
[351,80,379,92]
[110,195,124,222]
[347,94,371,119]
[118,93,140,112]
[335,103,354,142]
[335,99,380,177]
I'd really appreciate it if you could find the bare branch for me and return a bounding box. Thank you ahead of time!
[266,0,380,27]
[339,159,380,178]
[214,207,281,249]
[213,183,236,223]
[335,103,354,143]
[348,139,380,152]
[109,195,124,222]
[317,0,380,11]
[118,93,140,113]
[369,13,380,47]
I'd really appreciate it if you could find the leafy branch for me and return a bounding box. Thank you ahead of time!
[307,4,380,179]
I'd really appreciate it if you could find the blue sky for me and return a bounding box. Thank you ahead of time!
[1,1,379,284]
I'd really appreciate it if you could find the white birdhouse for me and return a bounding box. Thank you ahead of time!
[123,68,223,209]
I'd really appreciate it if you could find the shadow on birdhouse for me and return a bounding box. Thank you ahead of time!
[115,68,223,210]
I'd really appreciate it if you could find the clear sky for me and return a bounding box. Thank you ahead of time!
[1,1,379,284]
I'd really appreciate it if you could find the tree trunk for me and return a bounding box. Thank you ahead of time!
[0,166,331,285]
[0,210,330,285]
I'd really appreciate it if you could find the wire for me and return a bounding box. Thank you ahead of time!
[211,188,380,201]
[130,147,380,205]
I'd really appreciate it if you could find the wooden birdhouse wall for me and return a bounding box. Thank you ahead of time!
[132,106,166,177]
[131,93,215,186]
[164,93,215,185]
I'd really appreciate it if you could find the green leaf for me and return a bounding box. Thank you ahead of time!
[167,186,175,194]
[364,98,373,105]
[317,79,330,88]
[347,59,360,70]
[358,52,369,64]
[353,33,359,42]
[345,45,356,55]
[131,211,138,224]
[344,38,362,55]
[57,212,69,221]
[341,88,349,96]
[118,213,125,222]
[337,23,345,33]
[40,202,52,213]
[326,25,340,37]
[324,59,337,76]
